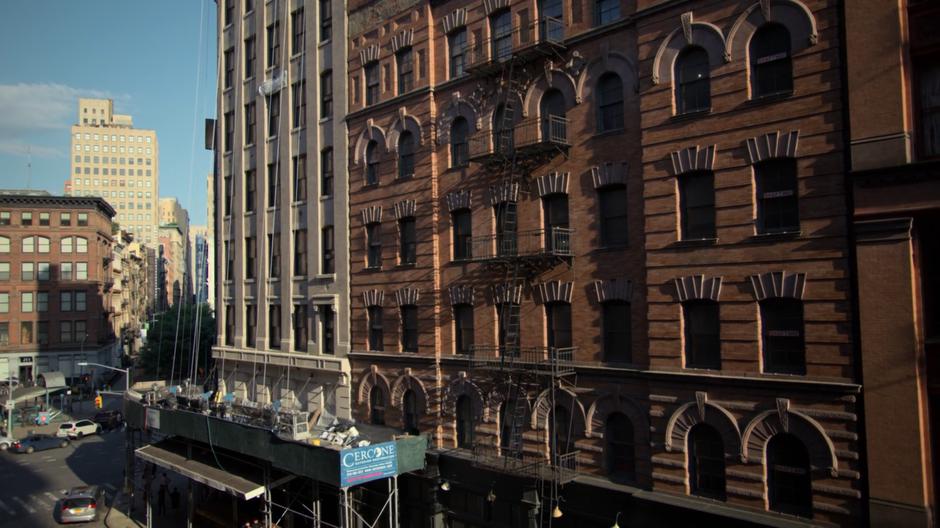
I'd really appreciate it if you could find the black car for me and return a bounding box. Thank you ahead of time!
[92,410,123,430]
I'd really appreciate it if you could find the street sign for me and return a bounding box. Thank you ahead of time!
[339,441,398,487]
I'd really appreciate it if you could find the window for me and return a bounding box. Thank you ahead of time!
[37,236,49,253]
[61,263,73,281]
[456,395,474,448]
[598,185,628,246]
[448,29,467,79]
[321,147,334,195]
[23,236,35,253]
[21,212,32,226]
[767,434,813,517]
[37,321,48,345]
[60,321,73,343]
[756,158,799,233]
[368,306,383,350]
[918,60,940,157]
[365,62,379,105]
[245,36,256,75]
[370,386,386,425]
[676,47,711,114]
[365,140,380,185]
[539,88,566,141]
[245,102,256,145]
[761,298,805,374]
[493,103,514,154]
[61,291,73,311]
[76,237,88,253]
[77,213,87,226]
[403,390,419,435]
[292,80,306,128]
[37,263,49,281]
[293,304,308,351]
[454,304,474,355]
[224,0,233,25]
[291,8,305,55]
[0,237,8,253]
[603,301,631,362]
[0,263,8,280]
[399,217,416,265]
[688,424,726,500]
[0,293,7,313]
[319,0,332,41]
[224,111,234,152]
[594,0,620,26]
[546,302,572,349]
[245,169,257,212]
[21,292,33,312]
[683,300,721,369]
[398,131,415,179]
[292,154,306,201]
[245,236,256,280]
[396,48,414,95]
[224,47,234,88]
[268,233,280,278]
[320,70,333,118]
[543,194,569,253]
[401,305,418,352]
[268,92,280,137]
[267,22,280,68]
[76,262,87,280]
[74,321,86,342]
[679,171,716,239]
[60,213,71,226]
[267,163,280,207]
[450,117,469,168]
[269,305,281,349]
[293,229,307,276]
[452,209,471,260]
[0,212,8,225]
[367,222,382,268]
[246,305,257,347]
[605,413,635,482]
[495,202,517,256]
[0,323,7,345]
[20,322,33,344]
[321,305,335,354]
[37,292,48,312]
[490,10,512,62]
[550,405,572,460]
[245,0,253,13]
[596,73,624,132]
[22,262,34,281]
[539,0,564,41]
[750,24,793,98]
[224,175,234,215]
[321,226,334,273]
[498,302,520,351]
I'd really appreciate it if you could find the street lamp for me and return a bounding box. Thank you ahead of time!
[77,362,130,393]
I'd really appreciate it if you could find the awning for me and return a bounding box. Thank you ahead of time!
[37,371,66,389]
[136,444,265,500]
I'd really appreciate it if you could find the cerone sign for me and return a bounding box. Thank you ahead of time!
[339,441,398,487]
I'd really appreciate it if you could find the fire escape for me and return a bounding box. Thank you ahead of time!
[461,14,578,523]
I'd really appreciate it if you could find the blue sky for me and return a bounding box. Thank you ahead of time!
[0,0,217,225]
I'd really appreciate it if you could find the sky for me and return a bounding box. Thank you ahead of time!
[0,0,218,226]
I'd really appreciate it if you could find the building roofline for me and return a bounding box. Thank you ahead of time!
[0,194,116,218]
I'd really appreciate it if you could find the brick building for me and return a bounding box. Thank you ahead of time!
[345,0,862,526]
[0,193,119,385]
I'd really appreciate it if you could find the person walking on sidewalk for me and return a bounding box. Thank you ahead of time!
[157,483,167,515]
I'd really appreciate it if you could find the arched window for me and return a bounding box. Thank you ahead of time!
[761,298,805,374]
[596,72,624,132]
[493,103,514,154]
[402,389,419,435]
[450,117,469,168]
[61,236,74,254]
[767,433,813,517]
[605,412,636,482]
[550,405,572,462]
[688,424,726,500]
[540,88,566,141]
[683,300,721,369]
[750,23,793,98]
[398,131,415,179]
[75,237,88,253]
[37,236,50,254]
[369,385,386,425]
[22,236,35,253]
[0,236,9,253]
[456,395,474,448]
[365,140,379,185]
[675,47,711,114]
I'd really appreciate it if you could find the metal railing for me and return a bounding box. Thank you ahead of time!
[466,227,572,261]
[470,445,580,483]
[467,116,569,161]
[466,17,566,72]
[468,345,575,375]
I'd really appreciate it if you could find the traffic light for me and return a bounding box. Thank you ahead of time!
[95,394,103,409]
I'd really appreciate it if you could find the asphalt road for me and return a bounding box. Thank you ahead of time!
[0,425,124,527]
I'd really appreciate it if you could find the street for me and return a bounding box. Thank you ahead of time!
[0,429,123,527]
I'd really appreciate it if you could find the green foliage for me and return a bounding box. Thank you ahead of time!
[138,303,216,383]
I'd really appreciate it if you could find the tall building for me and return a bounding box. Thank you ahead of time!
[213,0,351,419]
[205,175,216,311]
[159,197,192,305]
[846,1,939,525]
[0,193,120,383]
[67,98,160,245]
[189,225,210,305]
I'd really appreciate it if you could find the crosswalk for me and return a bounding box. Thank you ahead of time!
[0,485,115,516]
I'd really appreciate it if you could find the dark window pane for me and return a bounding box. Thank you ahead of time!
[365,140,379,185]
[768,434,813,517]
[750,24,793,98]
[397,48,414,95]
[367,223,382,268]
[403,390,419,434]
[402,305,418,352]
[676,47,711,114]
[543,194,569,253]
[450,117,469,168]
[689,424,726,500]
[599,185,628,246]
[449,29,467,79]
[454,304,474,355]
[398,131,415,179]
[597,72,624,132]
[490,11,512,62]
[919,60,940,157]
[546,302,572,349]
[683,300,721,369]
[594,0,619,26]
[365,63,379,105]
[756,158,799,233]
[603,301,631,362]
[400,217,416,265]
[605,413,635,482]
[497,302,520,351]
[456,396,474,447]
[370,386,385,425]
[453,209,472,260]
[540,89,566,140]
[761,298,805,374]
[679,171,716,239]
[368,306,383,351]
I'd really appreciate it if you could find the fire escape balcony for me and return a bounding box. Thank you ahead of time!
[467,116,570,165]
[467,345,576,377]
[463,227,573,265]
[465,17,566,77]
[469,446,580,484]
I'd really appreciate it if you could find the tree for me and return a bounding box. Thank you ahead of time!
[138,303,216,384]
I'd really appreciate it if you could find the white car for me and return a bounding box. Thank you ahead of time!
[0,434,13,450]
[56,420,101,439]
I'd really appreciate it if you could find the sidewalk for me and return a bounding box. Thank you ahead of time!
[105,470,189,528]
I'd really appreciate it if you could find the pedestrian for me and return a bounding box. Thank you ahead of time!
[157,482,167,515]
[170,487,180,510]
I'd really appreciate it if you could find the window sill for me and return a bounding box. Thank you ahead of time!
[266,136,278,143]
[396,174,415,182]
[363,266,382,272]
[291,126,305,134]
[396,263,417,268]
[592,128,625,139]
[291,200,306,207]
[244,211,256,218]
[244,279,257,284]
[244,142,255,149]
[244,10,254,17]
[671,108,711,122]
[671,237,718,248]
[592,244,629,254]
[746,91,793,106]
[292,276,306,282]
[320,194,332,201]
[267,277,281,283]
[451,257,472,265]
[224,280,234,285]
[362,182,380,189]
[749,230,801,242]
[314,273,335,280]
[318,39,331,48]
[223,86,234,95]
[319,117,332,124]
[290,52,303,61]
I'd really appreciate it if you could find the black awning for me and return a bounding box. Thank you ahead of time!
[136,443,265,500]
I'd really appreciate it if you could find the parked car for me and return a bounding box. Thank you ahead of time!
[0,433,14,451]
[56,420,101,439]
[92,410,123,430]
[57,485,106,524]
[11,434,68,453]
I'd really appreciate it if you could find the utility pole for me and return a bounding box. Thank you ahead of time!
[4,359,14,439]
